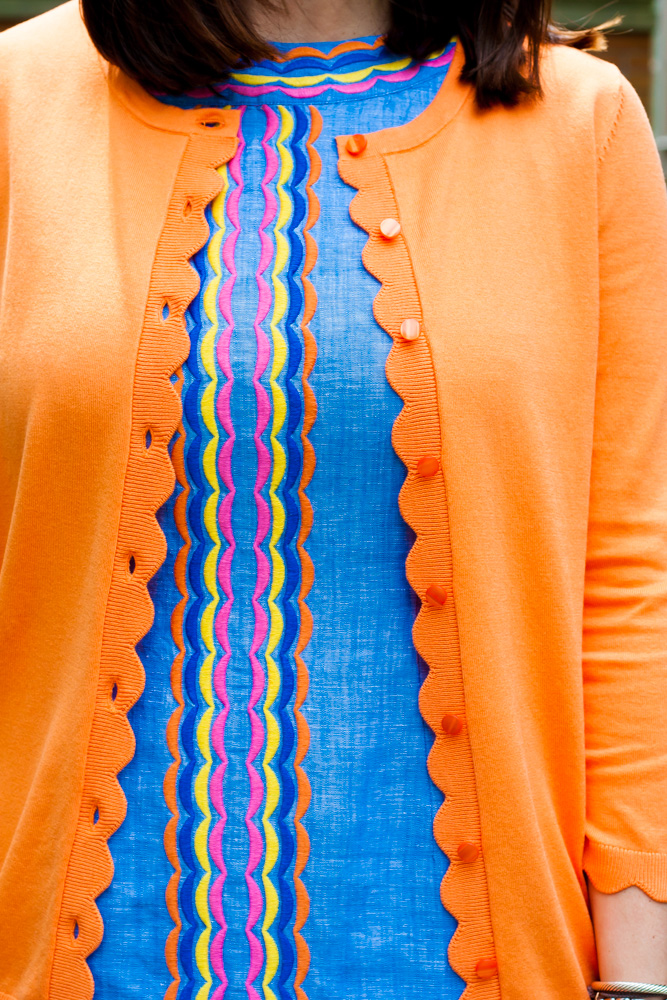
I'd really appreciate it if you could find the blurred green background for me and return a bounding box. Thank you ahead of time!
[1,0,666,165]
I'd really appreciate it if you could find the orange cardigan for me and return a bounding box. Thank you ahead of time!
[1,3,666,999]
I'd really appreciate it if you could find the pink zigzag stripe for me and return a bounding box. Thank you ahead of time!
[183,49,455,100]
[210,110,245,1000]
[245,105,280,1000]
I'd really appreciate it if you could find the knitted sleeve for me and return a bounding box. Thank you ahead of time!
[582,72,667,900]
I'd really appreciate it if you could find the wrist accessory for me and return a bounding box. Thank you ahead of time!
[590,984,667,999]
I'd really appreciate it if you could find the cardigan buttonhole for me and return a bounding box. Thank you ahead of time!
[129,555,136,576]
[145,429,152,450]
[161,301,170,321]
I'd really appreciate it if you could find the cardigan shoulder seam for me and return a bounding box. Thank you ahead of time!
[598,77,625,166]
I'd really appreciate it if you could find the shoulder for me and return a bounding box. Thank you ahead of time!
[540,43,644,158]
[542,41,623,97]
[0,0,87,59]
[0,1,102,107]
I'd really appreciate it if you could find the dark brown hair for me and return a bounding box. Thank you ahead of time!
[80,0,618,109]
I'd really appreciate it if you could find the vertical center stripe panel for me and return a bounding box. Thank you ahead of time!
[166,105,317,1000]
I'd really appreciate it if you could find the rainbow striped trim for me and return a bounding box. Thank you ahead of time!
[246,108,277,1000]
[152,37,456,103]
[166,100,320,1000]
[161,36,456,996]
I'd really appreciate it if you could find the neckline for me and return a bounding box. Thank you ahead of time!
[148,37,456,107]
[107,38,471,152]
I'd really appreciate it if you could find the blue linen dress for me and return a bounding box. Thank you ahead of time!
[88,35,463,1000]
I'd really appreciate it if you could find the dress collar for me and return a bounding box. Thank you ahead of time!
[105,36,471,150]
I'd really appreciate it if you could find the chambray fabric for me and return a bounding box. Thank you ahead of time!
[90,37,462,1000]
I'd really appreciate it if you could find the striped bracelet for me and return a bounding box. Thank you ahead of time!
[590,983,667,999]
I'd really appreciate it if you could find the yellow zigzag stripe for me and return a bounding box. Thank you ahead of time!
[193,162,229,1000]
[261,105,293,1000]
[230,54,428,88]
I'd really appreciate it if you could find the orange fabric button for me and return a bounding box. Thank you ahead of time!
[457,842,480,864]
[441,713,463,736]
[380,218,401,239]
[346,134,367,155]
[476,957,498,979]
[417,454,440,477]
[400,318,421,341]
[425,584,447,608]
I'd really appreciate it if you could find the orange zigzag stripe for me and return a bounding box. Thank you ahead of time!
[278,37,384,62]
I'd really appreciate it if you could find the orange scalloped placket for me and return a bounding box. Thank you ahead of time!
[48,129,238,1000]
[337,144,498,999]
